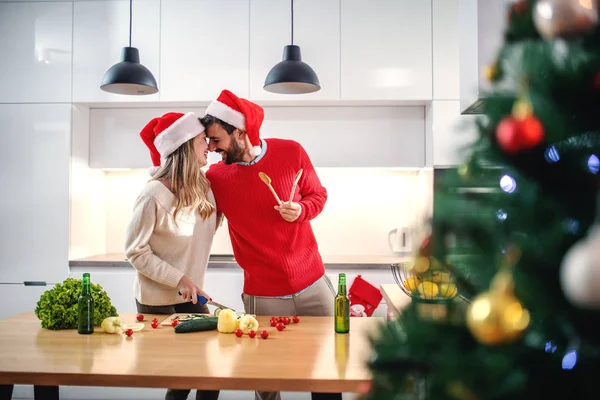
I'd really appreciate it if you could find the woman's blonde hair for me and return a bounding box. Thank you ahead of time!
[152,138,215,221]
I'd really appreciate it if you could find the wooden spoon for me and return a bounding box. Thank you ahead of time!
[258,172,283,205]
[288,169,303,204]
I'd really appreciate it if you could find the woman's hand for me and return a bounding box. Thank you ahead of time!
[177,275,211,304]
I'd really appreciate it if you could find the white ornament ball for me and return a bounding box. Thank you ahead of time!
[534,0,598,39]
[560,226,600,309]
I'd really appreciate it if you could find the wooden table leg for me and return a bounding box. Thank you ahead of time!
[34,385,59,400]
[0,384,14,400]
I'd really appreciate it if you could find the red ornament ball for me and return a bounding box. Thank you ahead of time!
[519,116,544,147]
[496,116,544,154]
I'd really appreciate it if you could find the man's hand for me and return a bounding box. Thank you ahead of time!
[274,202,303,222]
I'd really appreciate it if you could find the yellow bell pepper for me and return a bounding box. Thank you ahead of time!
[238,314,259,334]
[101,317,123,334]
[217,309,239,333]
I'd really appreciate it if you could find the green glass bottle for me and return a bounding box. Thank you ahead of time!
[334,273,350,334]
[77,273,94,334]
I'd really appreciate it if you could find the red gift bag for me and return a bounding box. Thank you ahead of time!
[348,275,383,317]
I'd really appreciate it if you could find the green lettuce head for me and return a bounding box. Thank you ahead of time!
[34,277,118,330]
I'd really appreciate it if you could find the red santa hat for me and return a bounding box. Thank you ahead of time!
[205,89,264,157]
[140,112,205,175]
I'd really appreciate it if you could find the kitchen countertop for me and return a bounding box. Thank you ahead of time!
[0,312,380,393]
[380,284,412,318]
[69,253,414,270]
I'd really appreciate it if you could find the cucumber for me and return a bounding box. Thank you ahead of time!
[214,308,222,317]
[174,317,218,333]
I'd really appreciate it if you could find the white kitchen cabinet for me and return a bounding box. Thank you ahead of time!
[340,0,432,101]
[160,0,249,102]
[0,284,54,321]
[0,104,70,284]
[89,105,425,169]
[249,0,340,101]
[427,100,479,167]
[0,1,72,103]
[259,106,425,167]
[72,0,161,103]
[89,107,204,169]
[432,0,460,100]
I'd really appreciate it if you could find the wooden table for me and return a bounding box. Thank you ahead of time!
[380,284,412,320]
[0,312,382,394]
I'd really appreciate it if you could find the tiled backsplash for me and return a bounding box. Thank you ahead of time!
[70,167,432,259]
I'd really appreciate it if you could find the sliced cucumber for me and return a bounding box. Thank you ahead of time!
[214,308,223,317]
[178,314,207,322]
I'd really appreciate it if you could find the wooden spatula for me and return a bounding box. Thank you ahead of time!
[288,169,303,204]
[258,172,283,205]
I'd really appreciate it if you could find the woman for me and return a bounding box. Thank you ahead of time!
[125,111,219,400]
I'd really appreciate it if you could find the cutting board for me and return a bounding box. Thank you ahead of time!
[160,313,214,326]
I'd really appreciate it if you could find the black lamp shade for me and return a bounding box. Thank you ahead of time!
[264,45,320,94]
[100,47,158,95]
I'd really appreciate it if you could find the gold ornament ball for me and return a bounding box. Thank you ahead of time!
[484,64,498,82]
[534,0,598,39]
[466,291,531,345]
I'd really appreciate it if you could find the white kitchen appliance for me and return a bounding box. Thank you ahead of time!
[388,227,411,253]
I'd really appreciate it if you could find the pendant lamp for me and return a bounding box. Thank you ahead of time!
[263,0,320,94]
[100,0,158,95]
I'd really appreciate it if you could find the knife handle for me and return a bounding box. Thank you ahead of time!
[178,292,209,305]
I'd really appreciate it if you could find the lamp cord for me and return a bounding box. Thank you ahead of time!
[291,0,294,45]
[129,0,133,47]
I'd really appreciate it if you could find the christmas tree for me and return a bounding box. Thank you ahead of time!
[365,1,600,399]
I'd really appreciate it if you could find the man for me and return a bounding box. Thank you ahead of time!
[202,89,340,400]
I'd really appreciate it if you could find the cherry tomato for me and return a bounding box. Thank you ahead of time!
[151,321,159,329]
[260,330,269,339]
[235,328,244,337]
[248,330,256,338]
[136,314,144,322]
[125,329,133,337]
[293,316,300,323]
[152,317,158,322]
[171,319,179,327]
[276,322,285,331]
[282,317,291,325]
[270,320,277,327]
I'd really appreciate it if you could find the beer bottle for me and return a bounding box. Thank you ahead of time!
[334,273,350,333]
[77,273,94,334]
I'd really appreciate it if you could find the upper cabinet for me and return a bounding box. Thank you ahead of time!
[432,0,459,100]
[340,0,432,101]
[0,2,72,103]
[72,0,161,103]
[159,0,250,102]
[89,105,425,169]
[66,0,436,104]
[249,0,340,101]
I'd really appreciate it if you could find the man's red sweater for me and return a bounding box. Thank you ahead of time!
[206,138,327,297]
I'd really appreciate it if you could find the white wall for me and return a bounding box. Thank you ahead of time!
[99,168,426,257]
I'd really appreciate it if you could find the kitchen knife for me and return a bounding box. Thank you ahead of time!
[178,291,235,311]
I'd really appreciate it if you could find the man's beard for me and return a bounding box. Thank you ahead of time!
[221,139,246,165]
